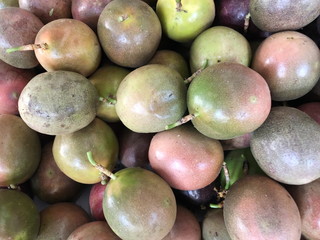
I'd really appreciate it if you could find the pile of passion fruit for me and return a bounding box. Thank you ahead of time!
[0,0,320,239]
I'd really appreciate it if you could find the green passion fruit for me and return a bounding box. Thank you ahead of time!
[0,114,41,187]
[89,64,130,122]
[18,70,98,135]
[115,64,187,133]
[156,0,215,43]
[189,26,252,73]
[184,62,271,140]
[53,118,119,184]
[0,189,40,240]
[103,167,177,240]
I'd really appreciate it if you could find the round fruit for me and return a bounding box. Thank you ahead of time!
[0,114,41,187]
[286,178,320,240]
[0,59,36,114]
[18,70,98,135]
[249,0,320,32]
[0,7,43,69]
[89,64,130,122]
[250,106,320,185]
[53,118,119,184]
[37,202,90,240]
[202,209,231,240]
[251,31,320,101]
[148,124,224,190]
[115,64,187,133]
[189,26,252,73]
[33,18,101,77]
[67,221,121,240]
[156,0,215,43]
[223,175,301,240]
[187,62,271,140]
[97,0,162,68]
[31,141,84,204]
[103,167,177,240]
[0,189,40,239]
[19,0,72,24]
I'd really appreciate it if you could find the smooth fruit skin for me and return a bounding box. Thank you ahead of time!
[31,141,84,204]
[18,71,98,135]
[0,189,40,240]
[115,64,187,133]
[19,0,72,24]
[250,106,320,185]
[148,124,224,190]
[67,221,121,240]
[251,31,320,101]
[162,205,201,240]
[103,167,177,240]
[0,7,43,69]
[0,59,36,114]
[37,202,90,240]
[89,64,130,122]
[97,0,162,68]
[156,0,215,43]
[53,118,119,184]
[34,18,101,77]
[189,26,252,73]
[223,175,301,240]
[187,62,271,140]
[249,0,320,32]
[286,178,320,240]
[0,114,41,187]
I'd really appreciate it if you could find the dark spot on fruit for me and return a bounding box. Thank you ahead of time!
[215,231,219,236]
[61,124,65,128]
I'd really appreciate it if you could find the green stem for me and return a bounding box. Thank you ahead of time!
[87,151,116,180]
[6,43,48,53]
[165,112,199,130]
[99,96,117,105]
[184,59,209,84]
[209,202,224,208]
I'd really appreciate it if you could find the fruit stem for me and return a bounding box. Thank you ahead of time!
[222,162,231,190]
[184,59,208,84]
[209,202,223,208]
[99,96,117,105]
[244,13,251,33]
[86,151,117,180]
[165,112,199,130]
[6,43,49,53]
[175,0,187,12]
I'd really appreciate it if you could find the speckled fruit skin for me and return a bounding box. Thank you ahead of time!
[103,167,177,240]
[286,178,320,240]
[187,62,271,140]
[18,70,98,135]
[97,0,162,68]
[0,189,40,239]
[250,106,320,185]
[0,7,43,69]
[0,114,41,187]
[251,31,320,101]
[223,175,301,240]
[249,0,320,32]
[148,124,224,191]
